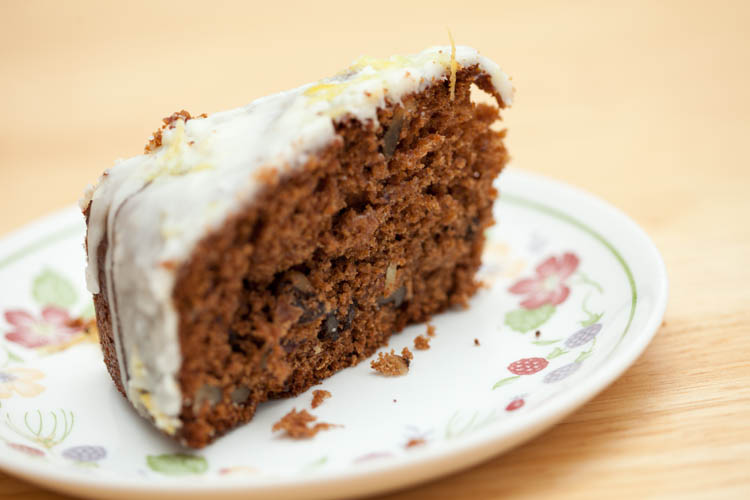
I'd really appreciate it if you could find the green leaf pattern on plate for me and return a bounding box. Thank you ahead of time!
[146,454,208,476]
[504,304,555,333]
[31,269,77,309]
[546,347,567,359]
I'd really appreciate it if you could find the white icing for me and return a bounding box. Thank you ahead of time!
[83,45,513,433]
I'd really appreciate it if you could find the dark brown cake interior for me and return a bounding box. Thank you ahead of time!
[110,66,507,448]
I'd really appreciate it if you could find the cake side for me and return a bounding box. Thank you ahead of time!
[171,66,508,447]
[82,45,513,441]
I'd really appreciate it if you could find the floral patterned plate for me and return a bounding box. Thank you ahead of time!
[0,168,667,499]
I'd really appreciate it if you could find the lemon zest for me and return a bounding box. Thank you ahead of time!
[448,29,458,101]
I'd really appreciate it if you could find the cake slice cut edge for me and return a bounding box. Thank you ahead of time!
[82,45,513,448]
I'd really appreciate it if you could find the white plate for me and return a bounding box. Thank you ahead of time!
[0,168,668,499]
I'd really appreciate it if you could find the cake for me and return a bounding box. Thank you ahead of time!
[81,45,513,448]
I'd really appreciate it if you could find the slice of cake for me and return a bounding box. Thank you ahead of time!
[81,45,513,448]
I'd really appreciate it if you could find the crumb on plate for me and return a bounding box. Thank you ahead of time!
[311,389,331,409]
[414,335,430,350]
[271,408,337,438]
[405,438,426,448]
[371,349,411,376]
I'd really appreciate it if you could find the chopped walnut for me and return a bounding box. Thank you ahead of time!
[311,389,331,409]
[382,108,404,159]
[414,335,430,350]
[371,349,410,376]
[271,408,337,439]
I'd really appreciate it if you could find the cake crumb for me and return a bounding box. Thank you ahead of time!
[414,335,430,350]
[405,438,426,449]
[474,338,480,346]
[426,324,436,337]
[145,110,206,153]
[65,316,96,332]
[271,408,337,439]
[371,349,410,376]
[311,390,331,409]
[401,347,413,360]
[159,260,178,271]
[535,330,541,338]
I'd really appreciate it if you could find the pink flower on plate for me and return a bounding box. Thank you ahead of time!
[509,253,580,309]
[4,307,82,349]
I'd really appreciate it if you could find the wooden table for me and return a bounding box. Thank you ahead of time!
[1,1,748,498]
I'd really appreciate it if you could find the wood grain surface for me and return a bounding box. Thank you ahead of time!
[1,0,749,498]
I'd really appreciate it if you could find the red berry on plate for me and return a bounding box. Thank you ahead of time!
[7,442,44,457]
[507,357,548,375]
[505,398,525,411]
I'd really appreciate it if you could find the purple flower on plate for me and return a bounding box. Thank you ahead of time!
[564,324,602,349]
[62,445,107,462]
[353,451,394,463]
[543,362,583,383]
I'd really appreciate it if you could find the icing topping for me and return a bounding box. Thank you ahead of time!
[83,45,513,434]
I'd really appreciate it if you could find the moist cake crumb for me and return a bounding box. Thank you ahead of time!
[371,349,411,376]
[271,408,336,438]
[311,389,331,409]
[414,335,431,350]
[401,347,413,361]
[85,48,511,448]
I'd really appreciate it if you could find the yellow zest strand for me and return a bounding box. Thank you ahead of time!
[448,29,457,101]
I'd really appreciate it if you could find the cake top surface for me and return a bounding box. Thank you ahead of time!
[82,45,512,433]
[84,45,512,292]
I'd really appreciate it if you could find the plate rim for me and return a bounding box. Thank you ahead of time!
[0,168,669,499]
